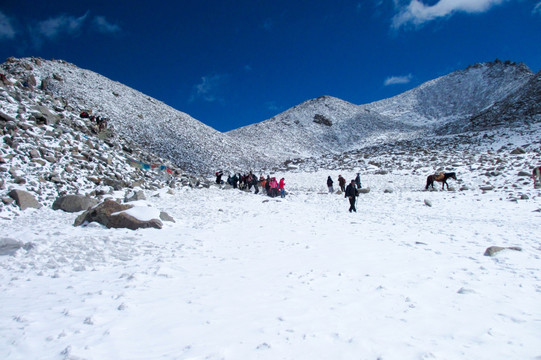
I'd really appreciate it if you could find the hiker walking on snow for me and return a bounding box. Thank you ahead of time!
[338,175,346,192]
[345,180,358,213]
[327,176,334,193]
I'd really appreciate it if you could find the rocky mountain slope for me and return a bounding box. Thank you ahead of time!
[0,57,271,175]
[438,68,541,135]
[228,60,536,160]
[227,95,421,160]
[363,60,533,128]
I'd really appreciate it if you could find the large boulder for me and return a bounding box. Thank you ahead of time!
[8,189,42,210]
[31,105,61,126]
[74,200,162,230]
[484,246,522,256]
[52,195,99,213]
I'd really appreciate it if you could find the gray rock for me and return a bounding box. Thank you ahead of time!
[74,200,162,230]
[484,246,522,257]
[357,188,370,194]
[510,147,526,155]
[43,155,57,163]
[0,111,17,123]
[457,288,476,295]
[14,177,26,185]
[2,197,14,205]
[479,185,494,191]
[29,149,41,159]
[159,211,175,223]
[52,195,99,213]
[125,190,146,202]
[424,199,432,207]
[8,189,42,210]
[31,105,61,126]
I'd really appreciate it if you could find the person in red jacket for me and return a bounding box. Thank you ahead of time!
[278,178,285,198]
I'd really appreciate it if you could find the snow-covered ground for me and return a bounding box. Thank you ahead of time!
[1,170,540,360]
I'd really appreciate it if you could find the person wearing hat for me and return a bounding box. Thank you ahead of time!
[344,179,358,212]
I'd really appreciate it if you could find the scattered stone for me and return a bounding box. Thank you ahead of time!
[29,149,41,159]
[125,190,146,202]
[357,188,370,194]
[384,188,393,193]
[510,147,526,155]
[424,199,432,207]
[14,177,26,185]
[52,195,99,213]
[74,199,162,230]
[2,197,13,206]
[159,211,175,223]
[8,189,42,210]
[484,246,522,257]
[479,185,494,191]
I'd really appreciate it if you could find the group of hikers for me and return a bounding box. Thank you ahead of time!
[80,110,108,132]
[327,173,363,213]
[215,170,286,198]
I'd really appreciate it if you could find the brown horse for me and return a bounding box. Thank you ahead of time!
[426,172,457,190]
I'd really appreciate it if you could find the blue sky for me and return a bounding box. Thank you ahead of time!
[1,1,540,132]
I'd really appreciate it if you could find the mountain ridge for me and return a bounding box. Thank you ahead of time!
[228,60,536,161]
[1,57,539,176]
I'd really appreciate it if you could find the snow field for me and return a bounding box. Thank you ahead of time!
[1,171,540,359]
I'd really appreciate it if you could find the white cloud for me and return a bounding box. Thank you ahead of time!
[0,11,16,40]
[93,16,121,34]
[534,1,541,15]
[392,0,507,29]
[35,12,89,39]
[384,74,413,86]
[190,74,229,103]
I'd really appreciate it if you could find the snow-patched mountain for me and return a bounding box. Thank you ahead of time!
[0,57,270,174]
[227,95,420,160]
[228,61,535,160]
[443,69,541,134]
[363,60,534,127]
